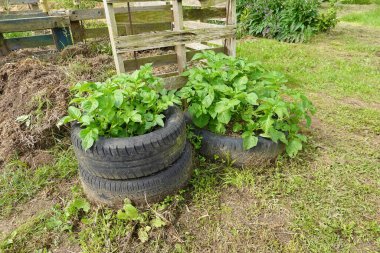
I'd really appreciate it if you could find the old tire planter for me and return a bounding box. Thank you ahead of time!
[79,142,193,206]
[194,129,285,167]
[71,106,186,180]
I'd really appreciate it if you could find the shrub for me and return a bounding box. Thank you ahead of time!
[237,0,338,43]
[58,64,181,150]
[178,51,315,157]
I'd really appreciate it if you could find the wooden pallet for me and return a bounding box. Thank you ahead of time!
[102,0,236,89]
[0,0,71,55]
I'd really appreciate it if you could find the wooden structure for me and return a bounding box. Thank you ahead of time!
[0,0,72,55]
[0,0,236,80]
[102,0,236,88]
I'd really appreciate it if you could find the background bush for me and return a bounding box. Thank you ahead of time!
[237,0,338,43]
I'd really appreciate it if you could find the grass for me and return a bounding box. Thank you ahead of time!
[0,6,380,253]
[341,7,380,27]
[0,146,77,218]
[341,0,380,4]
[3,31,33,39]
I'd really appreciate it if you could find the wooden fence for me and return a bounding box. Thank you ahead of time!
[0,0,236,88]
[102,0,236,88]
[0,0,73,55]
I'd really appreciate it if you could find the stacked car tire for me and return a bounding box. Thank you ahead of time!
[72,107,193,207]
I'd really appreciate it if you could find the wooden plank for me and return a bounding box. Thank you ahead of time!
[5,34,53,50]
[0,33,9,56]
[158,71,179,78]
[115,26,236,53]
[68,8,104,21]
[115,10,172,24]
[163,75,187,90]
[84,22,172,39]
[107,0,163,3]
[52,27,73,50]
[39,0,49,13]
[103,0,125,73]
[71,20,85,43]
[184,20,225,29]
[67,6,223,22]
[173,0,186,73]
[0,16,70,33]
[123,47,225,72]
[225,0,236,57]
[68,5,171,21]
[0,12,47,20]
[183,6,225,21]
[186,42,211,50]
[8,0,39,4]
[122,22,171,35]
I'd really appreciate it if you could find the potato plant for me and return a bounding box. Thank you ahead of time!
[178,51,315,157]
[58,64,181,150]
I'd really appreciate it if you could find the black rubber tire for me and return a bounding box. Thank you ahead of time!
[195,129,285,168]
[71,106,186,180]
[79,142,193,207]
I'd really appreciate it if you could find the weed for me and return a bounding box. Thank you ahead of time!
[186,125,203,150]
[222,168,256,189]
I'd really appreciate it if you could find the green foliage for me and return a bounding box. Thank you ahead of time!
[186,125,203,150]
[58,64,181,150]
[178,51,315,157]
[78,199,170,251]
[237,0,338,43]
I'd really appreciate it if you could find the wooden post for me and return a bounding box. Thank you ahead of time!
[103,0,125,74]
[70,0,85,43]
[225,0,236,57]
[70,21,85,43]
[30,2,40,11]
[39,0,49,13]
[173,0,186,73]
[0,33,9,56]
[52,27,73,50]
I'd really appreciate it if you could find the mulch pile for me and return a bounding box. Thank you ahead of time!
[0,45,113,167]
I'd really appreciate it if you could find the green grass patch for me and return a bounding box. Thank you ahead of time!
[341,7,380,27]
[341,0,380,4]
[4,32,33,39]
[0,147,77,218]
[237,25,380,103]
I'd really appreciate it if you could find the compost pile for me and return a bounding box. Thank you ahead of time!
[0,46,113,167]
[0,54,68,165]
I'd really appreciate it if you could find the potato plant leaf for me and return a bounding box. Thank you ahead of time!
[179,51,315,156]
[59,64,181,150]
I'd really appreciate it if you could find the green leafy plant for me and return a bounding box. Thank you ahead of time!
[178,51,315,157]
[58,64,181,150]
[113,199,167,243]
[186,125,203,150]
[237,0,337,43]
